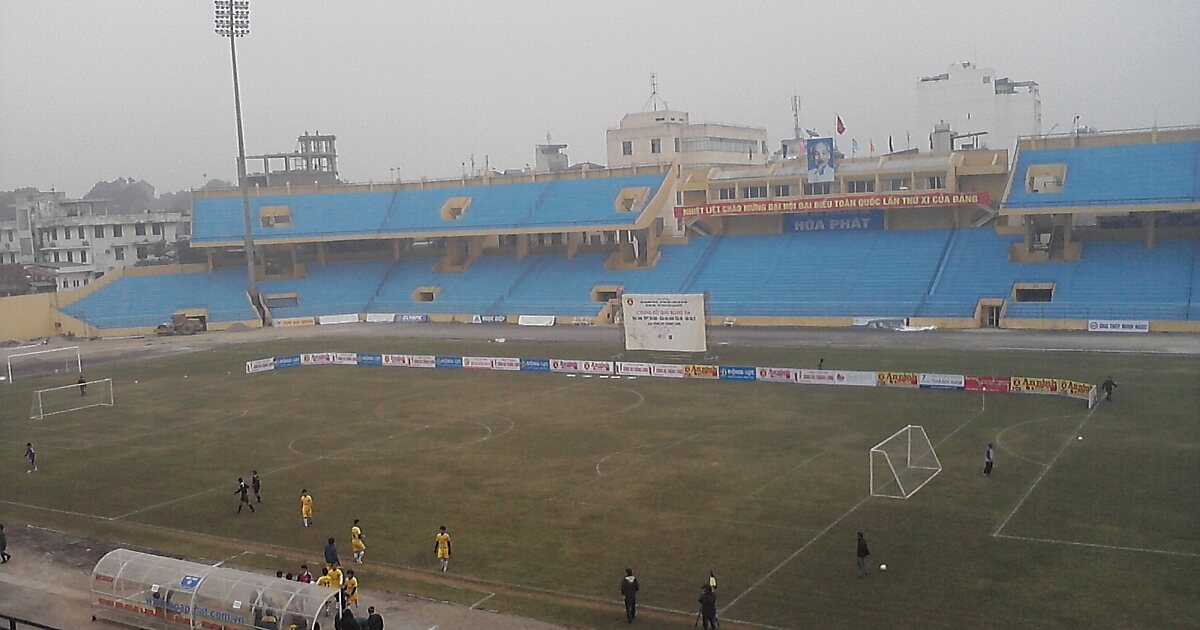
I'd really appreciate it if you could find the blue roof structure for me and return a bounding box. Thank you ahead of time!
[1004,140,1200,210]
[191,174,666,244]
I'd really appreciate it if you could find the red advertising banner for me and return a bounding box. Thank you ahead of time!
[965,375,1012,393]
[675,191,990,219]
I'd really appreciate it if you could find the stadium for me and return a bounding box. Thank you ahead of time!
[1,120,1198,629]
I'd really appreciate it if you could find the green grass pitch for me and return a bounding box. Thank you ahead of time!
[2,336,1197,628]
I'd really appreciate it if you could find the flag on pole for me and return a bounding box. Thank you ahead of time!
[869,138,876,153]
[888,136,894,153]
[851,138,859,155]
[836,116,846,135]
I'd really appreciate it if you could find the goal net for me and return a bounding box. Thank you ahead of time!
[5,346,82,383]
[30,378,114,420]
[870,425,942,499]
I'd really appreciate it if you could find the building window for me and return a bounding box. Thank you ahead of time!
[63,228,71,240]
[805,182,832,195]
[113,225,123,237]
[52,251,60,262]
[152,223,163,235]
[651,138,662,154]
[78,226,85,239]
[848,180,876,193]
[136,245,149,260]
[622,140,633,156]
[890,178,911,191]
[66,251,74,263]
[94,225,104,238]
[773,185,791,197]
[135,223,147,236]
[718,187,736,200]
[80,250,87,263]
[742,185,767,199]
[114,247,125,261]
[674,137,681,153]
[926,176,945,189]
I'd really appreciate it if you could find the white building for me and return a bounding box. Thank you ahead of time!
[915,61,1041,154]
[606,109,768,169]
[13,192,190,291]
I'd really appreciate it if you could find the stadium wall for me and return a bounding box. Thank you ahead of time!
[1001,317,1200,333]
[0,293,57,341]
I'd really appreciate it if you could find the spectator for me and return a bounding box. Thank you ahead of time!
[367,606,384,630]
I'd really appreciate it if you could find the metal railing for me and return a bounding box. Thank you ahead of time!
[0,614,62,630]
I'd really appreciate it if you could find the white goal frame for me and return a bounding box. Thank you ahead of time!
[30,378,114,420]
[5,346,82,384]
[869,424,942,499]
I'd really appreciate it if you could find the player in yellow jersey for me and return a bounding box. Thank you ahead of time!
[327,563,345,612]
[434,525,452,572]
[344,569,360,608]
[300,489,313,527]
[350,518,366,564]
[315,567,334,616]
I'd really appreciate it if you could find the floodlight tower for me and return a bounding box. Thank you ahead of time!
[214,0,258,299]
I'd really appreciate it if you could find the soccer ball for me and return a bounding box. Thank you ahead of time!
[880,564,887,571]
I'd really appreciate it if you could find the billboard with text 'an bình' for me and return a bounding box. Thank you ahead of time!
[622,294,707,352]
[674,191,990,219]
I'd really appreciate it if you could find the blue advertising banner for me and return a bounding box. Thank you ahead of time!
[357,353,383,366]
[719,366,758,381]
[520,358,551,372]
[275,355,301,369]
[435,356,463,369]
[784,210,883,232]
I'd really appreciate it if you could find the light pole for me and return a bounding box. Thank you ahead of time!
[214,0,258,299]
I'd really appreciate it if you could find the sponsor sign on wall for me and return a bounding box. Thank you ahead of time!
[492,358,522,371]
[245,358,275,374]
[397,314,429,323]
[518,315,556,327]
[382,354,409,367]
[357,353,383,367]
[364,313,396,323]
[918,373,965,390]
[965,375,1011,392]
[301,353,334,366]
[623,293,707,352]
[406,355,437,368]
[436,356,464,369]
[799,369,878,387]
[1088,319,1149,333]
[471,315,508,324]
[520,358,551,372]
[877,371,920,388]
[332,353,358,365]
[719,366,757,381]
[675,191,990,218]
[318,314,359,325]
[462,357,494,369]
[617,362,653,377]
[684,364,719,379]
[275,355,301,369]
[550,359,581,373]
[579,360,615,375]
[784,210,883,232]
[274,316,316,328]
[757,367,799,383]
[651,363,686,378]
[1011,377,1094,398]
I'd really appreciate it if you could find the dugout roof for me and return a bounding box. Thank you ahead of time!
[92,548,336,630]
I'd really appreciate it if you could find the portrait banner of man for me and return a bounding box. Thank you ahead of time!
[807,137,836,183]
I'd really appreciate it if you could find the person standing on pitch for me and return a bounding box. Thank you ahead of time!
[24,443,37,473]
[300,489,314,527]
[0,523,11,563]
[350,518,366,564]
[856,532,871,578]
[983,443,995,476]
[77,374,87,396]
[251,470,262,503]
[434,525,452,572]
[234,477,255,513]
[1101,376,1118,402]
[324,537,340,568]
[620,568,639,623]
[697,583,718,629]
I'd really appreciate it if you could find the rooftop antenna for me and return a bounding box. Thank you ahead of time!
[791,95,802,140]
[642,73,668,112]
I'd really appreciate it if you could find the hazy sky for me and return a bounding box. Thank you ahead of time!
[2,0,1198,198]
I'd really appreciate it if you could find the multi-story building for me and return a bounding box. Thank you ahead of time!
[13,192,190,291]
[606,109,768,169]
[915,61,1041,154]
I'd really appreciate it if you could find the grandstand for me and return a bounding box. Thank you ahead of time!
[41,127,1200,337]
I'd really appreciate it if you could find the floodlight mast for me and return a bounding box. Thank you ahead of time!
[214,0,259,300]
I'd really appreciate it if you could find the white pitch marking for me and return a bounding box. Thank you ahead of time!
[992,405,1098,537]
[748,449,827,498]
[994,533,1200,558]
[468,592,496,609]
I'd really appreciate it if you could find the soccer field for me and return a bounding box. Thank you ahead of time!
[2,336,1197,629]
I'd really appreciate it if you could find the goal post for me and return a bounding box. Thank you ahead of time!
[870,425,942,499]
[5,346,82,384]
[30,378,114,420]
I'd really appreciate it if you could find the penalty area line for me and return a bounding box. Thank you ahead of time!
[994,533,1200,559]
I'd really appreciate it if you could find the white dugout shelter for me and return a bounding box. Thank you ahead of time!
[92,549,337,630]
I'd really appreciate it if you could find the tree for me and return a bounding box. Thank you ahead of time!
[84,178,156,214]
